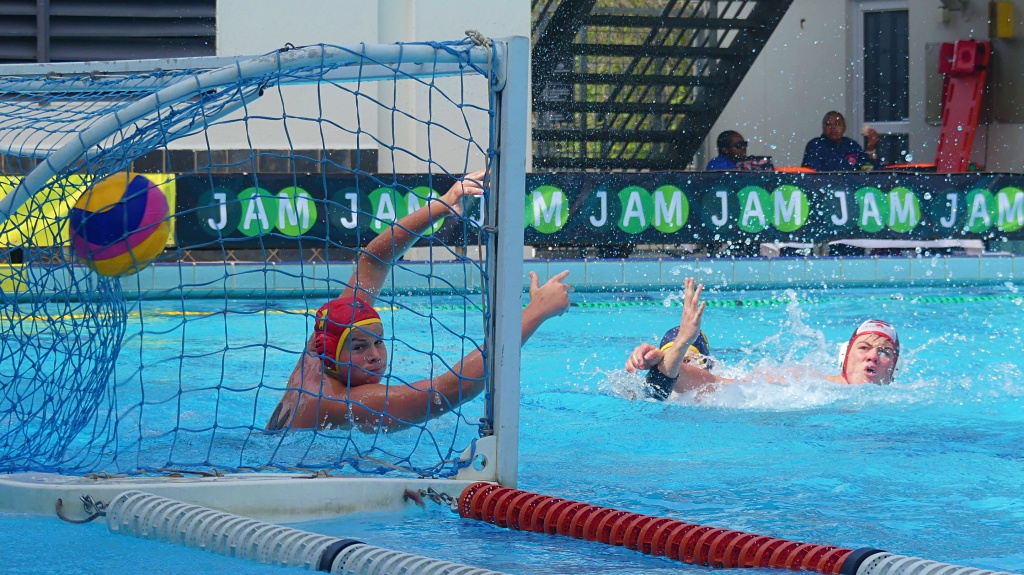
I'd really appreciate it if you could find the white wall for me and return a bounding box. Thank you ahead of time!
[217,0,377,53]
[204,0,529,173]
[703,0,1024,172]
[701,0,847,168]
[208,0,1024,174]
[951,0,1024,172]
[215,0,527,62]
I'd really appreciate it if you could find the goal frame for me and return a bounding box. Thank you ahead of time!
[0,35,530,518]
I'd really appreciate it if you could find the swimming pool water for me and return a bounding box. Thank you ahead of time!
[3,283,1024,574]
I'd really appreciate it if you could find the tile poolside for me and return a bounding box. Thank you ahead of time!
[5,255,1024,300]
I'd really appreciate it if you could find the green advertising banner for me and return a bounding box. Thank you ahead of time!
[173,172,1024,249]
[521,172,1024,244]
[174,173,479,249]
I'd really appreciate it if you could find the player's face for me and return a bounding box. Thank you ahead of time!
[823,113,846,142]
[845,334,896,385]
[683,349,713,371]
[338,323,387,386]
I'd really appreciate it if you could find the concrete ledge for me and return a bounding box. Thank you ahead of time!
[0,472,476,523]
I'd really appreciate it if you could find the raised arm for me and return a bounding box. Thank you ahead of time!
[343,270,573,432]
[625,278,705,374]
[658,278,706,378]
[626,278,728,395]
[344,169,486,305]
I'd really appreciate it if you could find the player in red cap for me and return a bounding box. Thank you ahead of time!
[267,170,572,431]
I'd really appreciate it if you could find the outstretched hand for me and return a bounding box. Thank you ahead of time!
[527,270,572,322]
[440,169,487,216]
[624,278,705,374]
[675,277,707,349]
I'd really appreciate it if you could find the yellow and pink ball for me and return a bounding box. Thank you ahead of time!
[69,173,170,277]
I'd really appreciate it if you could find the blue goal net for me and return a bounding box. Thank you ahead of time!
[0,38,521,479]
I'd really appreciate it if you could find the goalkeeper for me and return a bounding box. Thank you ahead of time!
[267,170,571,432]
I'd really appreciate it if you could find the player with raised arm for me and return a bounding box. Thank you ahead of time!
[268,170,572,432]
[625,279,899,399]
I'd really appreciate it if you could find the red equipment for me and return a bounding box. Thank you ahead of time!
[934,40,990,173]
[458,482,852,573]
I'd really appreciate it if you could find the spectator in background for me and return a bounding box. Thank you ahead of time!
[707,131,747,170]
[707,130,774,171]
[802,111,879,171]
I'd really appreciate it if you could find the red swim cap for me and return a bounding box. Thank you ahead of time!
[314,295,382,372]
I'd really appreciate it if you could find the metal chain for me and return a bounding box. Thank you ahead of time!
[465,30,492,48]
[419,487,458,512]
[55,495,107,524]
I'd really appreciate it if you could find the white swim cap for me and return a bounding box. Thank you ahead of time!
[839,319,899,381]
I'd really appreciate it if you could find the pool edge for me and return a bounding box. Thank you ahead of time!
[0,472,478,524]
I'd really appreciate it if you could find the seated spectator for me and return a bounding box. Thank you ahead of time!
[707,131,746,170]
[707,131,774,171]
[802,111,879,171]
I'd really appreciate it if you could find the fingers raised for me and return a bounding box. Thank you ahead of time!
[547,269,571,287]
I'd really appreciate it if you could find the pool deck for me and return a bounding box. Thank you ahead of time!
[121,253,1024,299]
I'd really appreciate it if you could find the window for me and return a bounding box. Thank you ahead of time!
[863,9,909,123]
[856,2,910,165]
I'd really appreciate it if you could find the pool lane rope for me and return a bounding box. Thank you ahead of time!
[571,293,1024,309]
[90,490,508,574]
[458,483,1016,575]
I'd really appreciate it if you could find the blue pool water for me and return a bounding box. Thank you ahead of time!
[3,282,1024,574]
